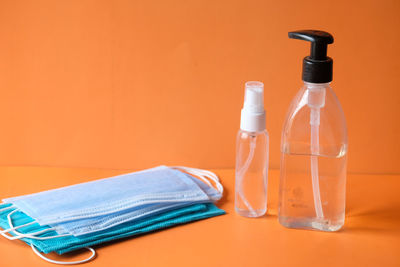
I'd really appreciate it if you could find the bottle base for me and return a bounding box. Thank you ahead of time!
[278,216,343,232]
[235,207,266,218]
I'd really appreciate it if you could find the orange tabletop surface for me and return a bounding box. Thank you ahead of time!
[0,167,399,267]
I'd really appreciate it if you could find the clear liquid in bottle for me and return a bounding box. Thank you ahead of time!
[278,82,348,231]
[279,150,347,231]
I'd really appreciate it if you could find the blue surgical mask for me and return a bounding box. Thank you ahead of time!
[50,167,224,236]
[3,166,222,230]
[52,202,199,236]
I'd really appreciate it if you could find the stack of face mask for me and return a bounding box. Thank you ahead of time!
[0,166,225,264]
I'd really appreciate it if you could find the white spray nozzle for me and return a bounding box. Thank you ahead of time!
[243,81,264,113]
[240,81,266,132]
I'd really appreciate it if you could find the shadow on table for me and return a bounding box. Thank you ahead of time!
[343,204,400,233]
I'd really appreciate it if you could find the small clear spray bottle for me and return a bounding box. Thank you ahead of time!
[235,81,269,217]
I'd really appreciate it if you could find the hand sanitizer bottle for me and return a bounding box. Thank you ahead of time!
[235,81,269,218]
[279,30,348,231]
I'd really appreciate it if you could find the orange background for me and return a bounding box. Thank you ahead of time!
[0,0,399,173]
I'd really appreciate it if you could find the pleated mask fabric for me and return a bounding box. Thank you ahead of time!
[48,168,223,236]
[3,166,216,226]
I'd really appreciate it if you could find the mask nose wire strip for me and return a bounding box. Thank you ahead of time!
[31,244,96,265]
[171,166,224,195]
[3,209,72,240]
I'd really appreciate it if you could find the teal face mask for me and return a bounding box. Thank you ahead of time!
[0,203,225,264]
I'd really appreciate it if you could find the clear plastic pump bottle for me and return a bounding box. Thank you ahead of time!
[279,30,348,231]
[235,81,269,217]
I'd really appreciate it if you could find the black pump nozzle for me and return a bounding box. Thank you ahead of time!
[289,30,334,83]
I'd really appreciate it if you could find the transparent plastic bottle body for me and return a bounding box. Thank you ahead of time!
[235,129,269,217]
[279,82,348,231]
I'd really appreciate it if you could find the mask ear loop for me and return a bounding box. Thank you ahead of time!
[175,166,223,195]
[3,209,72,240]
[0,205,15,213]
[0,221,36,235]
[31,244,96,265]
[1,210,96,265]
[172,166,224,196]
[0,207,37,239]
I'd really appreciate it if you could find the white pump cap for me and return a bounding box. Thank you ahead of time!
[240,81,266,132]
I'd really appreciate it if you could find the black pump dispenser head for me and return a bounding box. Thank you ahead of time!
[288,30,334,83]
